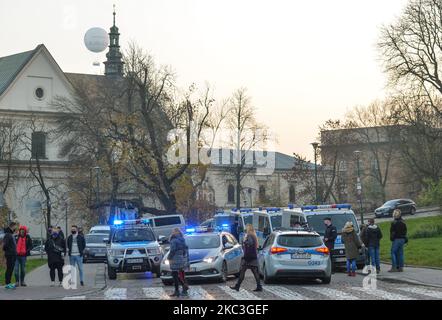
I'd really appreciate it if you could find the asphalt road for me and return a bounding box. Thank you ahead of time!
[59,263,442,300]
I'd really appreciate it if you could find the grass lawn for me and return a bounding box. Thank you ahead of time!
[0,258,47,285]
[378,215,442,268]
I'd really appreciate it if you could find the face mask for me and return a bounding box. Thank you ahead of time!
[52,232,59,238]
[71,231,77,235]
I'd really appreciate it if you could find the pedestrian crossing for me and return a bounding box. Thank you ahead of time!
[62,284,442,300]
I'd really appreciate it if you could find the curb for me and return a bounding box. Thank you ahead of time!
[380,261,442,271]
[375,276,442,289]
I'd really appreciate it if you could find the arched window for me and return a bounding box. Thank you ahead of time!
[259,185,266,202]
[289,185,296,203]
[228,184,235,203]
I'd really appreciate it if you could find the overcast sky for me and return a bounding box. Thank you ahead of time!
[0,0,408,159]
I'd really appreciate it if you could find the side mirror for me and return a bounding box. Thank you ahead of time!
[224,243,234,250]
[158,235,168,244]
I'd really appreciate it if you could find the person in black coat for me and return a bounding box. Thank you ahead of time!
[364,218,383,273]
[389,210,407,272]
[323,217,338,273]
[2,221,18,289]
[45,229,66,286]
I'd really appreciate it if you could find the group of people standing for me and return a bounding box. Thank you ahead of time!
[2,222,86,289]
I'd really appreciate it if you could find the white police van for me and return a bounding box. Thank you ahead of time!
[301,204,366,269]
[213,209,254,243]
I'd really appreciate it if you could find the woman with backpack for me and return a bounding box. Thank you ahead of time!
[44,228,66,287]
[230,224,262,292]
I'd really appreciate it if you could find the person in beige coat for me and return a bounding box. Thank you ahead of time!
[341,221,363,277]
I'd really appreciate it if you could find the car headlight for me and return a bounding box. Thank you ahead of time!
[163,259,170,265]
[203,256,218,264]
[108,249,124,256]
[147,248,161,255]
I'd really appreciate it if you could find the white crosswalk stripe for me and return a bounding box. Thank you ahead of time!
[188,286,215,300]
[104,288,127,300]
[142,287,170,300]
[62,296,86,300]
[303,287,360,300]
[351,287,414,300]
[218,286,261,300]
[263,286,308,300]
[396,287,442,299]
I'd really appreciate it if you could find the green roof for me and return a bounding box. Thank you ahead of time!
[0,47,38,96]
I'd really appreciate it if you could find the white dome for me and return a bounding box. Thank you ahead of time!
[84,27,109,53]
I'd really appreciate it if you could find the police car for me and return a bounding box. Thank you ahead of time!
[160,227,243,285]
[213,209,254,243]
[258,228,332,284]
[301,204,366,269]
[106,219,166,280]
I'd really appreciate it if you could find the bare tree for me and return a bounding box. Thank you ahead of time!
[224,88,269,209]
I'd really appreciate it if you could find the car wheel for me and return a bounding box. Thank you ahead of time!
[219,261,228,283]
[263,264,273,284]
[108,267,117,280]
[162,279,173,286]
[410,207,416,215]
[322,275,331,284]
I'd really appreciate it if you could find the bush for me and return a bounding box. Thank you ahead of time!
[417,179,442,207]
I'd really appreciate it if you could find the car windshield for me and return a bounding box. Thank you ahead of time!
[91,229,110,235]
[383,200,398,207]
[186,235,220,249]
[306,213,359,235]
[86,234,107,244]
[271,215,282,229]
[112,228,156,243]
[277,235,323,248]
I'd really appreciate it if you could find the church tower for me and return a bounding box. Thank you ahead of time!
[104,6,124,76]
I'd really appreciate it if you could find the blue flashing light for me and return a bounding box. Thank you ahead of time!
[186,228,196,233]
[222,223,229,227]
[266,207,281,212]
[240,208,252,213]
[288,204,294,209]
[302,205,318,211]
[113,220,124,225]
[335,204,352,209]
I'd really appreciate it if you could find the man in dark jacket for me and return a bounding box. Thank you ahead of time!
[364,218,383,273]
[45,229,66,286]
[14,225,33,286]
[2,221,18,289]
[324,218,337,273]
[67,225,86,286]
[389,209,407,272]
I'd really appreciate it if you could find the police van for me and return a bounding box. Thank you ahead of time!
[252,206,306,246]
[106,219,166,280]
[213,209,254,243]
[301,204,366,269]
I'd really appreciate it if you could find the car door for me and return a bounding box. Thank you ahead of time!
[225,234,243,273]
[396,200,407,213]
[259,234,274,274]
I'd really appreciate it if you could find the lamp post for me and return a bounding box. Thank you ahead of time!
[354,150,364,224]
[311,142,320,204]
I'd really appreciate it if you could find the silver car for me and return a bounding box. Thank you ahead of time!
[258,229,332,284]
[106,220,165,280]
[160,230,243,285]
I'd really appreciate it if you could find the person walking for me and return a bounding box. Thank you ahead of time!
[45,228,66,287]
[14,225,33,286]
[389,209,407,272]
[167,228,189,297]
[67,225,86,286]
[323,218,337,272]
[2,221,18,290]
[341,221,362,277]
[230,224,262,292]
[364,218,383,274]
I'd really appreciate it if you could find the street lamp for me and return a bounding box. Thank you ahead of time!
[311,142,320,205]
[354,150,364,224]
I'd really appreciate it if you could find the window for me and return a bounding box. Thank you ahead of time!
[259,185,266,202]
[34,87,44,100]
[31,132,46,159]
[289,185,296,203]
[153,216,182,227]
[227,184,235,203]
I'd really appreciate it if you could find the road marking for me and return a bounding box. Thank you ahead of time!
[218,286,261,300]
[104,288,127,300]
[142,287,170,300]
[303,287,360,300]
[396,287,442,299]
[351,287,414,300]
[263,286,308,300]
[188,286,215,300]
[62,296,86,300]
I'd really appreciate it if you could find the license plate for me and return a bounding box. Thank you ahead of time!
[127,258,143,264]
[95,253,106,257]
[291,254,311,259]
